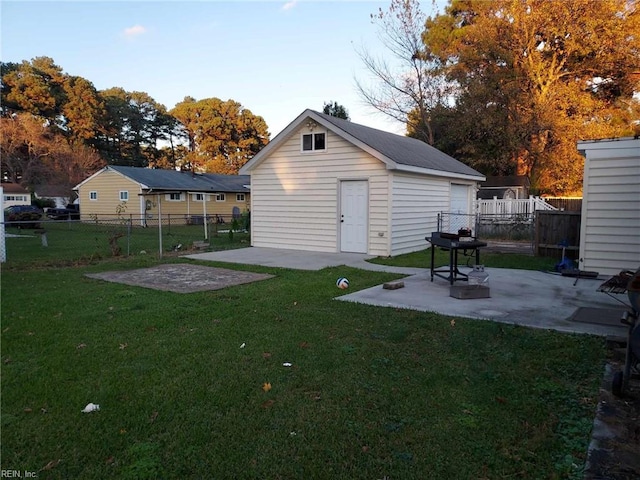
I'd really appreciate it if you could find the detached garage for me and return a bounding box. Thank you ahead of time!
[578,137,640,276]
[240,109,485,257]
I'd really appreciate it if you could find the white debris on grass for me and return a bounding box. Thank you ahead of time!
[81,403,100,413]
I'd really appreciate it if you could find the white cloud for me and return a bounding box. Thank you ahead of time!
[123,25,147,37]
[282,1,297,11]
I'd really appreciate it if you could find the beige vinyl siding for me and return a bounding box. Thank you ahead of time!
[144,193,249,219]
[579,139,640,276]
[390,172,451,255]
[78,170,250,224]
[78,170,141,219]
[250,127,389,254]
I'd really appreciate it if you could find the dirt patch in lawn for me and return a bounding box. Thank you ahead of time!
[85,263,274,293]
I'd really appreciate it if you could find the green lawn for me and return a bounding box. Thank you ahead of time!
[2,220,249,270]
[1,254,604,479]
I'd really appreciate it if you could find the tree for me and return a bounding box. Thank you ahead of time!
[1,58,106,148]
[355,0,451,144]
[1,57,66,122]
[96,87,173,167]
[170,97,269,174]
[322,101,350,120]
[423,0,640,194]
[61,75,106,144]
[0,112,104,189]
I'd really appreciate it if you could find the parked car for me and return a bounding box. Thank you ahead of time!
[3,205,43,228]
[46,204,80,220]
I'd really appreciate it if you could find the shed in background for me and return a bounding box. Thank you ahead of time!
[578,137,640,276]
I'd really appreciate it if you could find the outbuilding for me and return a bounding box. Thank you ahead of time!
[578,137,640,276]
[240,109,485,256]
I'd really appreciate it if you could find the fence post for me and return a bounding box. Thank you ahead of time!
[127,219,131,257]
[0,186,5,263]
[529,196,534,216]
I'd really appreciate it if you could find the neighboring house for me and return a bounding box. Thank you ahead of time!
[240,109,485,256]
[74,166,250,224]
[578,137,640,276]
[477,175,530,199]
[1,183,31,208]
[33,185,75,208]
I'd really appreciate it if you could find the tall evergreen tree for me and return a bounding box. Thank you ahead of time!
[322,101,350,120]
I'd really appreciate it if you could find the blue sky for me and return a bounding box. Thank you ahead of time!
[0,0,445,138]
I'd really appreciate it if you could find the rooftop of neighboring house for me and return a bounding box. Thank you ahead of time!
[1,183,30,194]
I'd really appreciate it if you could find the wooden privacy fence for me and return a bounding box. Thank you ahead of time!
[542,196,583,212]
[534,211,581,258]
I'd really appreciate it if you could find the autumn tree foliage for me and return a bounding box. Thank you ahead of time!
[1,57,271,190]
[425,0,639,194]
[1,58,106,191]
[0,112,104,193]
[360,0,639,195]
[170,97,269,174]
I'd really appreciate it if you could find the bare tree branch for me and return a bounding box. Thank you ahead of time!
[355,0,451,144]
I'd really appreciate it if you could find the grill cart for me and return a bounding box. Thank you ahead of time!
[598,268,640,396]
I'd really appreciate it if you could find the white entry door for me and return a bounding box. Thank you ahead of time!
[340,180,368,253]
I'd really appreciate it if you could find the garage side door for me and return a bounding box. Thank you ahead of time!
[450,184,472,232]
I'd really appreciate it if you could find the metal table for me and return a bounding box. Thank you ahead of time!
[426,232,488,285]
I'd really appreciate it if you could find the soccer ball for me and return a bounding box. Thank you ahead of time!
[336,277,350,289]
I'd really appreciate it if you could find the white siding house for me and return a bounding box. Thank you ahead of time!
[578,137,640,276]
[240,109,485,257]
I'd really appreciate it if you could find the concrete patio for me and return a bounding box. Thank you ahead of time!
[186,247,630,338]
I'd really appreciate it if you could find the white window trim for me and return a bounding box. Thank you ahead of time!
[301,131,327,153]
[119,191,129,201]
[90,191,98,201]
[166,193,184,202]
[192,193,209,201]
[236,193,245,202]
[216,193,226,202]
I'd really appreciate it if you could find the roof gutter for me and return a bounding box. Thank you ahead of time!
[391,163,485,182]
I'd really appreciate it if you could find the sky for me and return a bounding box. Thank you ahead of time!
[0,0,446,138]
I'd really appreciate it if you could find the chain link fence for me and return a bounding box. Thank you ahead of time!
[1,213,250,267]
[437,211,534,243]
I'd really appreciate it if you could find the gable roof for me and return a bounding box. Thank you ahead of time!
[240,109,484,181]
[74,166,250,193]
[1,183,29,194]
[33,185,73,197]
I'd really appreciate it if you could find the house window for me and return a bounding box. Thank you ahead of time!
[119,191,129,201]
[167,193,183,201]
[90,191,98,200]
[302,132,327,152]
[216,193,226,202]
[236,193,245,202]
[193,193,207,201]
